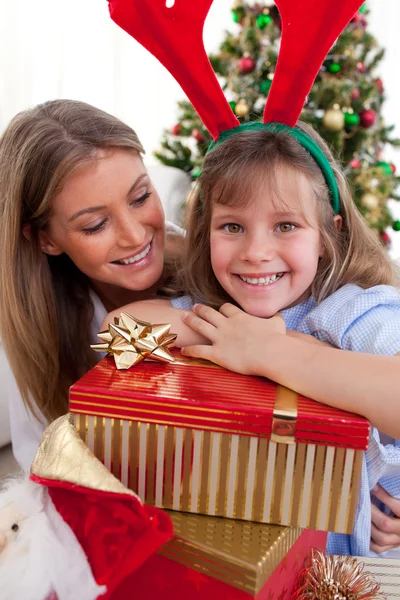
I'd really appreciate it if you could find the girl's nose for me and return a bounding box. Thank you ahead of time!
[242,236,275,263]
[0,532,6,553]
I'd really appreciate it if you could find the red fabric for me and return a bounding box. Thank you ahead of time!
[30,475,173,599]
[263,0,365,125]
[107,0,239,141]
[111,529,327,600]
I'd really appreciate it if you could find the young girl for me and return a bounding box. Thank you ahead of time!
[0,99,183,471]
[103,121,400,557]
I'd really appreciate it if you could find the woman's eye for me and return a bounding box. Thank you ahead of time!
[223,223,243,234]
[131,191,151,207]
[276,222,296,233]
[82,220,107,235]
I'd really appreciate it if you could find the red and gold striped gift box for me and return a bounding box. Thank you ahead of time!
[69,352,370,533]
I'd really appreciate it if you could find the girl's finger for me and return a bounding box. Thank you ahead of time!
[370,521,400,548]
[372,484,400,518]
[370,540,397,554]
[371,503,400,535]
[192,303,225,327]
[219,303,242,317]
[180,345,213,362]
[181,311,217,342]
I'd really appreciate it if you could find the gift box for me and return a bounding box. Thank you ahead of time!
[116,511,327,599]
[70,352,369,533]
[350,557,400,599]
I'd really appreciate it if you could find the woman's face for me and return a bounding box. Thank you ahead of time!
[39,149,165,295]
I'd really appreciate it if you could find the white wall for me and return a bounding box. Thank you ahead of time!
[0,0,232,160]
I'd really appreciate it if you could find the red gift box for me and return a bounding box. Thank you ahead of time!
[70,352,369,533]
[114,512,327,599]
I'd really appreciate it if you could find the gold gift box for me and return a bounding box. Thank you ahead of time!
[70,354,369,533]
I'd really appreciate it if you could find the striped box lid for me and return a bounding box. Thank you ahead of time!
[70,352,369,449]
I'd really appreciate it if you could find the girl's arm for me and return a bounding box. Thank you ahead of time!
[100,299,208,348]
[181,303,400,439]
[100,300,329,350]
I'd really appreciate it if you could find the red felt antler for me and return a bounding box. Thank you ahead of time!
[265,0,364,125]
[108,0,239,141]
[108,0,364,137]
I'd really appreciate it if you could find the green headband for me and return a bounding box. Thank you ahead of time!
[207,122,340,215]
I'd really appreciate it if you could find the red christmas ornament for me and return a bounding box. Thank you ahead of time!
[390,163,397,174]
[380,231,391,247]
[192,128,206,143]
[351,12,367,26]
[349,158,361,168]
[350,87,360,101]
[238,55,255,74]
[375,78,384,95]
[356,61,365,73]
[359,108,376,128]
[171,123,181,135]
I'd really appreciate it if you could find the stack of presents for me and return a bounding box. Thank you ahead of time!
[65,338,371,599]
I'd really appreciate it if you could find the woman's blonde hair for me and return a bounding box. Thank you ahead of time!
[183,120,399,307]
[0,99,181,422]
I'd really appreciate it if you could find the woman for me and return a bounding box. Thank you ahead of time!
[0,99,183,470]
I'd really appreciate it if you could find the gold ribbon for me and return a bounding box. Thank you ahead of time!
[271,385,298,444]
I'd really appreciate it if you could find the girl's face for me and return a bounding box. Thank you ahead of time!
[39,149,165,296]
[210,165,324,318]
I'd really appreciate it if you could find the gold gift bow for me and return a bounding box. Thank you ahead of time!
[91,312,177,369]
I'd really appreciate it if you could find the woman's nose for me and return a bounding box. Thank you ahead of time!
[117,217,146,247]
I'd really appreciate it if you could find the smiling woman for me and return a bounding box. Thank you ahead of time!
[0,99,183,470]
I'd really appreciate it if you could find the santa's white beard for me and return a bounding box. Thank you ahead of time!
[0,476,106,600]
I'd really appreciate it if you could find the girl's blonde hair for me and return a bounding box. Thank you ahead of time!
[183,120,399,307]
[0,99,181,422]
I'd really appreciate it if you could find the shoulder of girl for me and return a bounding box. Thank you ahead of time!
[324,283,400,309]
[305,283,400,331]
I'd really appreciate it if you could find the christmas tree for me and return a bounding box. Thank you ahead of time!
[155,1,400,245]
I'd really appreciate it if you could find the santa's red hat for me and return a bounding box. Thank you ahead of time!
[30,415,173,600]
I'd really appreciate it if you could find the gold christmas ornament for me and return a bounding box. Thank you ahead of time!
[361,193,379,210]
[322,108,345,132]
[294,550,385,600]
[91,312,177,369]
[235,99,250,117]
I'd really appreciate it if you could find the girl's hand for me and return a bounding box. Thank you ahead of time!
[181,303,286,375]
[370,484,400,553]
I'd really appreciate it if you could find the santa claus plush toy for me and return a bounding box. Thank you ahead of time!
[0,415,173,600]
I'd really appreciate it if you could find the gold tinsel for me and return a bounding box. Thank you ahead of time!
[294,550,385,600]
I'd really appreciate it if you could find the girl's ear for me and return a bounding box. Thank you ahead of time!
[334,215,343,231]
[38,230,63,256]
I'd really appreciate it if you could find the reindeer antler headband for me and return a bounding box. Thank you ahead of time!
[108,0,364,215]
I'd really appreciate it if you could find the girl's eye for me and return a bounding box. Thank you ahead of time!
[276,222,296,233]
[82,220,107,235]
[11,523,19,532]
[131,191,151,207]
[223,223,243,234]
